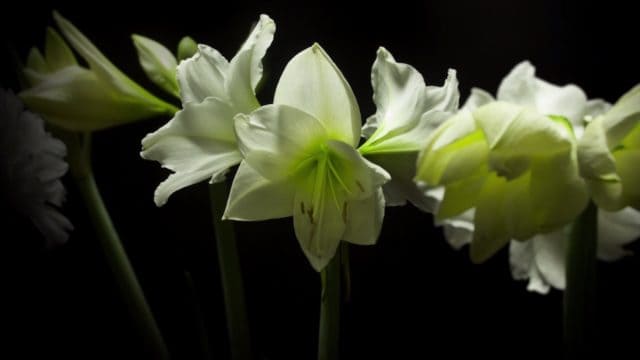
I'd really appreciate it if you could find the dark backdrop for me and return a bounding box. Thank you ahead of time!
[2,1,639,359]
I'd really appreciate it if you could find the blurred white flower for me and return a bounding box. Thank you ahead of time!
[434,61,640,293]
[1,89,72,246]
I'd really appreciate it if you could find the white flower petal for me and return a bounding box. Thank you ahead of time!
[509,230,567,294]
[461,87,494,111]
[361,48,458,153]
[598,207,640,261]
[274,43,360,146]
[223,161,295,221]
[177,44,229,104]
[226,14,275,113]
[141,97,242,205]
[343,188,385,245]
[440,209,474,250]
[497,60,587,124]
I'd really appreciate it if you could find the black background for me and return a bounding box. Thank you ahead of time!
[2,0,639,359]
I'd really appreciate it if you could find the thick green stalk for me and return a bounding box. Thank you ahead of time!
[67,132,169,360]
[208,181,252,360]
[318,247,342,360]
[564,201,597,359]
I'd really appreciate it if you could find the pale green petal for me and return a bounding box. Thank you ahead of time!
[437,168,487,219]
[462,87,494,111]
[26,47,47,73]
[601,84,640,146]
[45,27,76,70]
[52,11,170,113]
[223,161,295,221]
[132,34,179,97]
[342,188,385,245]
[141,97,242,205]
[177,44,229,104]
[598,207,640,261]
[474,102,573,179]
[234,104,328,181]
[416,109,481,185]
[274,43,360,146]
[530,154,589,232]
[293,162,346,272]
[20,66,161,131]
[226,14,275,113]
[615,149,640,210]
[471,172,536,263]
[578,116,624,210]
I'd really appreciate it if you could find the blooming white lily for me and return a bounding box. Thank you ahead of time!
[1,89,72,246]
[141,15,275,206]
[432,62,640,293]
[224,44,390,271]
[19,12,176,131]
[358,47,459,211]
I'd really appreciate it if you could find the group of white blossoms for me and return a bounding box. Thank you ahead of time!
[138,14,640,293]
[15,13,639,295]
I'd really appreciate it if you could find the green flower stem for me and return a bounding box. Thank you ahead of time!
[183,270,214,360]
[564,201,597,359]
[208,181,252,360]
[66,132,170,360]
[318,247,342,360]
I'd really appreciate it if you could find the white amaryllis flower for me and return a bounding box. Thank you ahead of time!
[417,100,588,263]
[141,15,275,206]
[19,12,176,131]
[433,61,640,293]
[358,47,459,211]
[223,44,390,271]
[1,89,72,246]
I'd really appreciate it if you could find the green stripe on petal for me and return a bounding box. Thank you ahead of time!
[234,104,328,181]
[293,157,346,272]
